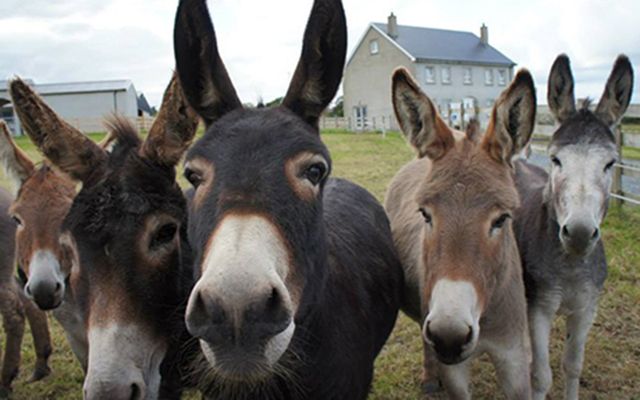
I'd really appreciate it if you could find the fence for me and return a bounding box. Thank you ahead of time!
[611,126,640,206]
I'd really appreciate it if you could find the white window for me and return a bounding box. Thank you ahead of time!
[485,69,493,85]
[441,67,451,84]
[463,67,472,85]
[497,69,507,85]
[425,66,435,84]
[369,40,379,55]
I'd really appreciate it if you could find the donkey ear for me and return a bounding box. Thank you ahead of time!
[9,77,107,182]
[174,0,242,128]
[595,55,634,127]
[547,54,576,123]
[482,69,536,165]
[392,68,454,160]
[0,120,35,187]
[140,74,199,166]
[281,0,347,129]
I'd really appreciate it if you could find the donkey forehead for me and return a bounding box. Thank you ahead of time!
[549,141,617,161]
[551,110,615,148]
[187,108,328,162]
[419,144,519,211]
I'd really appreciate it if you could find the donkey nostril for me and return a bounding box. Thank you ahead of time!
[592,227,600,240]
[267,287,280,311]
[465,326,473,345]
[55,282,62,294]
[25,285,32,297]
[130,382,142,400]
[562,225,570,237]
[425,321,434,342]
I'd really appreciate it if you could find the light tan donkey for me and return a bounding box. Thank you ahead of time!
[385,67,535,399]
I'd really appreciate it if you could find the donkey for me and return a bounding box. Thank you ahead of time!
[10,74,200,400]
[0,119,89,372]
[385,67,535,399]
[0,180,51,394]
[513,54,633,400]
[174,0,403,398]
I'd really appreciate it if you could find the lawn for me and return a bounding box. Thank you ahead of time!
[0,130,638,399]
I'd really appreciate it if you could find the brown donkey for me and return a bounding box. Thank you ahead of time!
[0,122,52,394]
[385,68,535,399]
[0,119,89,371]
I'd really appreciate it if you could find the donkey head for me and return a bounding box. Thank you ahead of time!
[546,54,633,256]
[392,67,535,364]
[0,119,76,310]
[174,0,346,385]
[11,75,198,400]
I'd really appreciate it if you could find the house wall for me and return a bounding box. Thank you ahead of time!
[344,26,414,131]
[414,61,514,127]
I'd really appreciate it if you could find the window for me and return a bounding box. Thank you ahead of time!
[497,69,507,85]
[485,69,493,85]
[486,99,495,107]
[425,66,435,84]
[463,67,472,85]
[441,67,451,84]
[369,40,379,55]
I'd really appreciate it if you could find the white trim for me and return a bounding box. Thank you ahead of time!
[346,24,416,66]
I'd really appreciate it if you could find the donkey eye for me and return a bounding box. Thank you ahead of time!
[184,168,203,188]
[419,208,432,225]
[604,160,616,172]
[150,223,178,249]
[551,156,562,168]
[491,213,511,231]
[304,163,326,186]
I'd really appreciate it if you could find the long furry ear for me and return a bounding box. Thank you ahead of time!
[595,55,634,126]
[140,73,199,166]
[482,69,536,165]
[9,77,107,182]
[0,120,35,188]
[391,67,454,160]
[547,54,576,123]
[281,0,347,129]
[174,0,242,128]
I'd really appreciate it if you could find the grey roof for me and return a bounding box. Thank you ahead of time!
[137,93,152,114]
[0,79,132,95]
[372,23,515,66]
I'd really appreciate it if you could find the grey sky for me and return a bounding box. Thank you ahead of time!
[1,0,639,108]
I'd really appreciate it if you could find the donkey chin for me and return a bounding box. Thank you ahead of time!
[422,279,482,365]
[198,320,296,383]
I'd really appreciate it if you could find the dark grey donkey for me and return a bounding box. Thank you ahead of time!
[514,54,633,400]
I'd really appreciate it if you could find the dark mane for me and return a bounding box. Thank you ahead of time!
[103,115,142,163]
[580,98,593,111]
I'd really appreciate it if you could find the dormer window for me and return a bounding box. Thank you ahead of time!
[369,40,379,55]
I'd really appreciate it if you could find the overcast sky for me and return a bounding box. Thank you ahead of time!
[1,0,639,108]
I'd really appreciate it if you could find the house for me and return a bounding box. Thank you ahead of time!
[343,13,516,131]
[0,79,141,135]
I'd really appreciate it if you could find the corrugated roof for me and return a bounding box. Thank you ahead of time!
[0,79,132,95]
[34,80,133,95]
[372,23,515,66]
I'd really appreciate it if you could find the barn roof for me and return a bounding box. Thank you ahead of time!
[369,23,515,66]
[0,79,133,95]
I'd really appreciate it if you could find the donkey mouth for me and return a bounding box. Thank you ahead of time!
[199,340,275,383]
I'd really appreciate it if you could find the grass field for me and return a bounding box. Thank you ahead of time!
[0,131,638,399]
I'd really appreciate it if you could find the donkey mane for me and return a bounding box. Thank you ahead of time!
[103,115,142,161]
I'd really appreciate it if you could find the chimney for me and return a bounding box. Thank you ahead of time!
[388,12,398,39]
[480,23,488,45]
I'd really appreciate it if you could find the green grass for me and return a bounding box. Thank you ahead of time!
[1,130,638,399]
